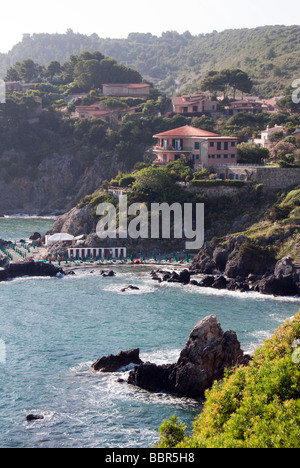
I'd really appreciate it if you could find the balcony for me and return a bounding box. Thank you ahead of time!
[153,145,193,153]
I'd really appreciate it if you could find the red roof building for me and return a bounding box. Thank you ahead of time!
[153,125,238,168]
[172,94,218,115]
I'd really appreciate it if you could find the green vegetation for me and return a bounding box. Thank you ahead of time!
[5,51,143,92]
[158,312,300,448]
[1,26,300,97]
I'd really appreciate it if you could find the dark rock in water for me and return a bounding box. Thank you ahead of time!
[257,274,300,297]
[128,315,248,398]
[128,362,176,393]
[121,285,140,292]
[100,270,115,277]
[198,275,215,287]
[91,348,143,373]
[178,269,191,284]
[29,232,42,241]
[0,261,64,283]
[26,414,44,422]
[211,275,228,290]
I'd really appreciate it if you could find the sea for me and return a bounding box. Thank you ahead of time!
[0,217,300,448]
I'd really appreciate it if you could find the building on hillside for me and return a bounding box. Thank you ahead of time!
[171,94,218,116]
[5,81,37,93]
[73,103,140,124]
[102,83,151,99]
[226,99,263,115]
[262,96,284,113]
[152,125,238,168]
[253,124,285,148]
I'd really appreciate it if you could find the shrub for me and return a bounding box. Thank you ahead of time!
[118,175,136,187]
[189,180,245,188]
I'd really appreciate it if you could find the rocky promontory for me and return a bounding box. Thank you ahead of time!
[92,316,249,398]
[127,315,249,398]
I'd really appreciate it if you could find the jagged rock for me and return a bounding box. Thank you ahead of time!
[274,256,295,277]
[91,348,143,373]
[128,315,247,398]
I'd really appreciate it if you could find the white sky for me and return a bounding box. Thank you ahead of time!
[0,0,299,53]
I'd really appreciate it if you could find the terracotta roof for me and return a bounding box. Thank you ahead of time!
[153,125,220,138]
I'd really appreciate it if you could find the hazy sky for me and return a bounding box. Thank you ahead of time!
[0,0,299,53]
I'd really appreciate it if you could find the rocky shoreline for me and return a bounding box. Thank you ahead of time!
[150,235,300,298]
[0,259,64,282]
[91,315,251,398]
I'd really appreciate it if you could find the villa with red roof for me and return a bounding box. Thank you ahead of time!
[153,125,238,168]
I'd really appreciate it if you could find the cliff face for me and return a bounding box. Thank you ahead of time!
[0,150,117,215]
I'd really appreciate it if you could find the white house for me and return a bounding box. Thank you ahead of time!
[253,124,285,148]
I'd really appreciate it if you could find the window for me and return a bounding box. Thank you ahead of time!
[231,154,235,159]
[183,107,188,112]
[217,142,221,151]
[193,106,198,112]
[194,142,200,150]
[224,155,228,159]
[210,142,214,147]
[217,155,221,159]
[163,154,167,163]
[231,141,236,147]
[224,142,229,150]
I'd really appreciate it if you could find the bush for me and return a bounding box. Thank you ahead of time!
[119,175,136,187]
[189,180,246,188]
[158,416,187,448]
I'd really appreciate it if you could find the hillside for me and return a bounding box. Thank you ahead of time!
[1,26,300,96]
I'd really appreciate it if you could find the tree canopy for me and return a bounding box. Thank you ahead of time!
[201,68,253,99]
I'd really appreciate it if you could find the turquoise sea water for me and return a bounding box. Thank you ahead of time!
[0,218,300,448]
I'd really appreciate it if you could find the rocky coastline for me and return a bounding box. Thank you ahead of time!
[0,257,64,282]
[92,315,250,398]
[149,235,300,298]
